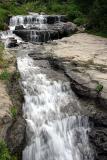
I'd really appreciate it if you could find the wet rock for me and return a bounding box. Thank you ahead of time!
[15,25,24,30]
[46,15,68,24]
[12,14,77,42]
[6,117,26,157]
[14,29,59,42]
[89,115,107,160]
[6,37,18,48]
[14,22,77,42]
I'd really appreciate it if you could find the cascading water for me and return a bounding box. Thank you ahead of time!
[1,13,72,45]
[0,14,48,46]
[9,14,47,30]
[17,55,94,160]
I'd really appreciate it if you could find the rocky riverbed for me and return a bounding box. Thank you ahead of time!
[25,33,107,160]
[0,22,107,160]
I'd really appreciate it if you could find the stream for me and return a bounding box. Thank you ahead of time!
[1,13,94,160]
[17,55,93,160]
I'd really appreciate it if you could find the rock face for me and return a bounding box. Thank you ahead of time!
[0,50,15,139]
[0,82,12,139]
[6,117,26,157]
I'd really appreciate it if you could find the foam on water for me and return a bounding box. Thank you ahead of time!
[17,56,94,160]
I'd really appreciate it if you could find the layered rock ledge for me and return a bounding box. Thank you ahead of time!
[42,33,107,108]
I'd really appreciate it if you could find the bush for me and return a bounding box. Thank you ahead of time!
[0,8,9,30]
[96,83,103,93]
[10,106,17,119]
[89,0,107,32]
[0,70,10,80]
[73,16,87,26]
[0,140,17,160]
[0,140,11,160]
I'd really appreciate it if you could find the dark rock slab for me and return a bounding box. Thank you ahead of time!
[89,115,107,160]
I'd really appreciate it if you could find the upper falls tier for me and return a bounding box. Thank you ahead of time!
[9,14,77,42]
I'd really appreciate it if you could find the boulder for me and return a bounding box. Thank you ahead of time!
[5,37,18,48]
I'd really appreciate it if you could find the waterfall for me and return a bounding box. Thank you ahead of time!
[17,55,94,160]
[0,14,48,46]
[1,13,70,46]
[9,14,47,30]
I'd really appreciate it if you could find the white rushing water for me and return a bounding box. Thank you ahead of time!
[9,14,47,30]
[17,55,94,160]
[0,14,48,46]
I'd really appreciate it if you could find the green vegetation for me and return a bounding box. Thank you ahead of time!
[0,0,107,36]
[96,83,103,93]
[0,140,17,160]
[0,140,11,160]
[10,106,17,119]
[0,70,10,80]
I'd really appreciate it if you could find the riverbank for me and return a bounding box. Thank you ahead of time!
[0,44,26,159]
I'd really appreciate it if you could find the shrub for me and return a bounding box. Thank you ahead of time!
[0,140,11,160]
[0,70,10,80]
[73,16,87,26]
[0,140,17,160]
[10,106,17,119]
[96,83,103,93]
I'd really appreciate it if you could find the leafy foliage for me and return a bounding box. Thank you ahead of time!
[10,106,18,119]
[0,140,11,160]
[96,83,103,93]
[0,140,17,160]
[0,70,10,80]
